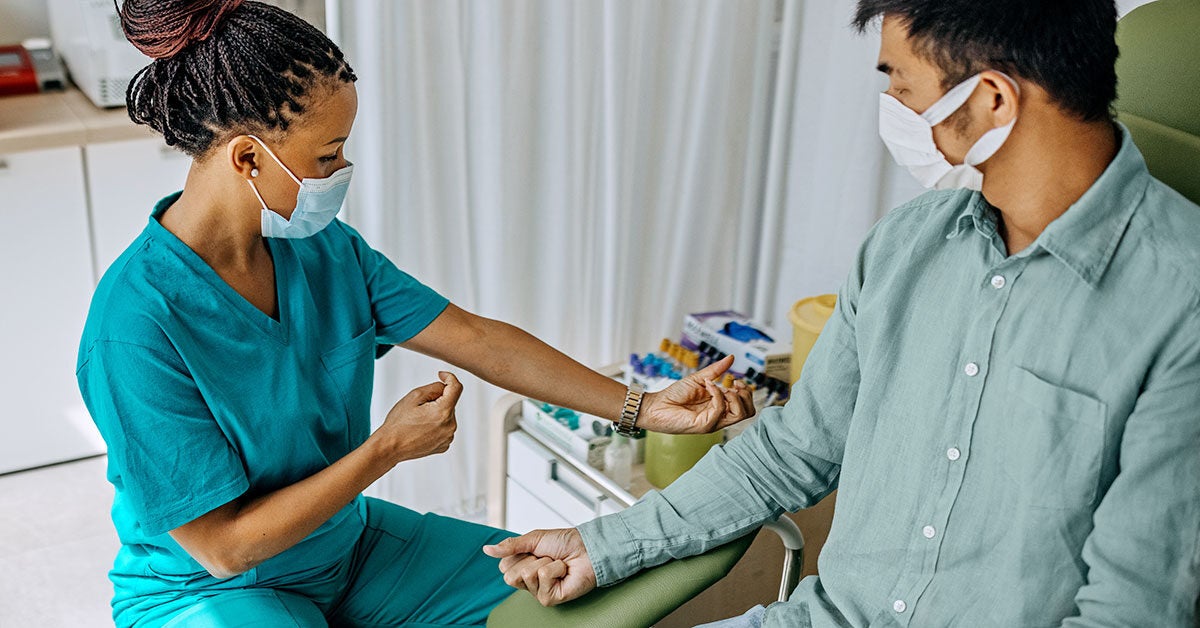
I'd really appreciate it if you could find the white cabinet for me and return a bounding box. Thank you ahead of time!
[0,146,106,474]
[86,138,190,280]
[0,137,189,474]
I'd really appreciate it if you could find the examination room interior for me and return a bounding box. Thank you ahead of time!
[0,0,1176,626]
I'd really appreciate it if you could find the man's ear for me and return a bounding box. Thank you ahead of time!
[980,70,1020,127]
[226,135,261,180]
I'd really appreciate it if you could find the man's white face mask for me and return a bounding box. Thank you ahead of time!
[878,72,1018,191]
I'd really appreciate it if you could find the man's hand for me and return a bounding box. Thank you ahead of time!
[483,528,597,606]
[639,355,756,434]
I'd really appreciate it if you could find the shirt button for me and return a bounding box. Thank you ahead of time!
[990,274,1006,289]
[893,599,907,613]
[964,362,980,377]
[923,525,937,539]
[947,447,961,461]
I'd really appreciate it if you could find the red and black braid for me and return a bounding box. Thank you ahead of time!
[115,0,357,157]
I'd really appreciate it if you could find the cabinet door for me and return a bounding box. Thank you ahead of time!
[0,147,106,473]
[86,139,190,280]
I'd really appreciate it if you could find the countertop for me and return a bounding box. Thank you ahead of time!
[0,87,157,155]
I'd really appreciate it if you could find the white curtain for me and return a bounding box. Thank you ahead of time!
[334,0,779,517]
[754,0,924,328]
[331,0,903,517]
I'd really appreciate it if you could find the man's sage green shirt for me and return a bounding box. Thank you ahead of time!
[580,126,1200,626]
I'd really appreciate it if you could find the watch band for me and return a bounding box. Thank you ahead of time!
[615,382,645,437]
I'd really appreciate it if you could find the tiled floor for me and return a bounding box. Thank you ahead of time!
[0,456,118,627]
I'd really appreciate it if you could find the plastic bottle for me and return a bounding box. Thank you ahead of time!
[644,430,725,489]
[604,433,634,490]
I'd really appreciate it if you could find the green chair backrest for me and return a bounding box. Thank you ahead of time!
[1115,0,1200,205]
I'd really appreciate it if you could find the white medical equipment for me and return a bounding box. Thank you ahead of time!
[47,0,150,108]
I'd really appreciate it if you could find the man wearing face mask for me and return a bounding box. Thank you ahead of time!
[486,1,1200,626]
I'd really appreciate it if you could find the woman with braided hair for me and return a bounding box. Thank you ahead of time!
[77,1,754,625]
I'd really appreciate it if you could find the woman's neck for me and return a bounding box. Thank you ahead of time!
[160,164,270,271]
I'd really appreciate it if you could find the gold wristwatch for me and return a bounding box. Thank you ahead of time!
[615,382,645,437]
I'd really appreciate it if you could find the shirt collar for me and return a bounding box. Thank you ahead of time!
[946,193,999,240]
[946,122,1150,286]
[1034,123,1148,286]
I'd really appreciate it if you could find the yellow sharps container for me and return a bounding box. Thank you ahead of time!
[788,294,837,384]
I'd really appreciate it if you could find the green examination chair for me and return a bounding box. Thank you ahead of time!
[486,516,803,628]
[1118,4,1200,623]
[1114,0,1200,205]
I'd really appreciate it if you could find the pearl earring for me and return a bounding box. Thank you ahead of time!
[250,168,259,178]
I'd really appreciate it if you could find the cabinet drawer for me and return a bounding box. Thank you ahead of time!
[505,478,572,534]
[507,431,611,527]
[85,138,190,279]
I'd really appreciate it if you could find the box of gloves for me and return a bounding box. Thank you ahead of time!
[681,310,791,382]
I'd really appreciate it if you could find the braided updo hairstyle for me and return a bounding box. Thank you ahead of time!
[117,0,357,158]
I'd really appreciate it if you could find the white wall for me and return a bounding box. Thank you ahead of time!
[1119,0,1155,16]
[0,0,325,44]
[0,0,51,42]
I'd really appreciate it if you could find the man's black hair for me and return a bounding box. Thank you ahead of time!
[853,0,1118,122]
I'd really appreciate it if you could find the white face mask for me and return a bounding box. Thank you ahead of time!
[246,135,353,239]
[878,73,1018,191]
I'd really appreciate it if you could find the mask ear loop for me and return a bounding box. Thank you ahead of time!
[244,134,301,215]
[921,74,983,126]
[246,134,302,186]
[961,74,1021,167]
[247,177,271,211]
[922,72,1021,128]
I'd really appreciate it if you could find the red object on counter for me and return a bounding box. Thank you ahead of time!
[0,45,39,97]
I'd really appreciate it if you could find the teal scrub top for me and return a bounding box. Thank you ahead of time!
[76,192,449,589]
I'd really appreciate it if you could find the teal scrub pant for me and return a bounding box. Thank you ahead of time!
[131,498,516,627]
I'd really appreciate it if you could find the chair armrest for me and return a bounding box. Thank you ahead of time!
[763,515,804,602]
[486,515,805,628]
[486,532,756,628]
